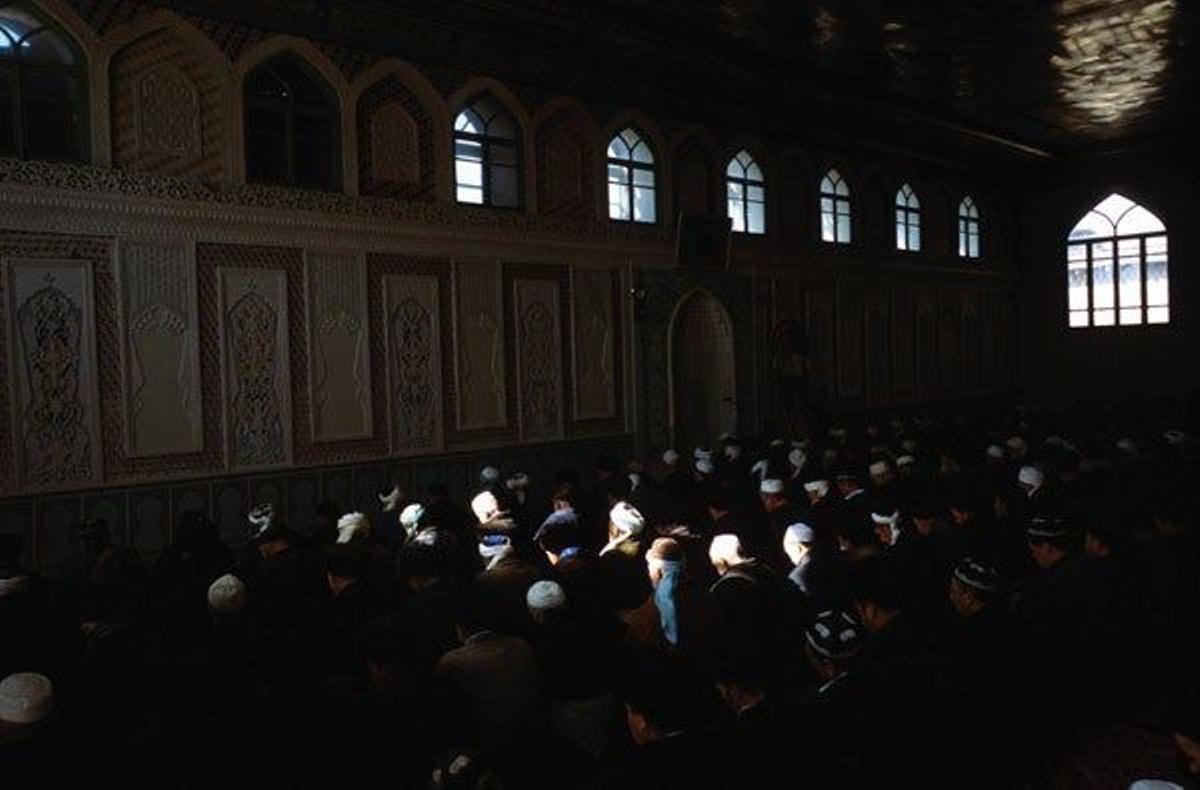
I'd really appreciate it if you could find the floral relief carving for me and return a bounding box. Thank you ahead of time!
[572,269,615,419]
[515,279,562,440]
[135,64,202,158]
[384,274,442,454]
[370,101,420,185]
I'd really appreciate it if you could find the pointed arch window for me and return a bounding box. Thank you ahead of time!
[607,127,656,223]
[1067,193,1168,327]
[959,196,981,259]
[454,93,520,207]
[245,54,341,190]
[726,150,765,234]
[819,168,851,244]
[895,183,921,251]
[0,1,88,162]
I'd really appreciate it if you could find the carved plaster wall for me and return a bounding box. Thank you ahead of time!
[305,250,372,441]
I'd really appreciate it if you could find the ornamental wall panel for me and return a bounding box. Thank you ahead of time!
[514,278,563,441]
[383,273,443,454]
[217,267,293,470]
[3,258,103,491]
[305,250,372,441]
[116,238,203,456]
[571,267,616,420]
[452,261,506,431]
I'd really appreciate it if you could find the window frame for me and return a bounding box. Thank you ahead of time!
[243,55,342,190]
[819,168,851,244]
[726,149,765,235]
[895,183,921,252]
[0,2,88,162]
[606,126,657,224]
[453,94,521,209]
[958,196,981,260]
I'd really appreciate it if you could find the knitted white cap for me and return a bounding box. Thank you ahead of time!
[526,580,567,613]
[784,522,815,545]
[399,503,425,528]
[336,512,369,544]
[695,458,715,476]
[0,672,54,724]
[480,466,501,484]
[609,501,646,535]
[1018,465,1045,488]
[759,478,785,495]
[709,534,745,567]
[694,446,713,461]
[662,448,680,466]
[471,491,500,524]
[207,573,247,614]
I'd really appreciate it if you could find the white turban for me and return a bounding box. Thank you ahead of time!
[986,444,1006,459]
[784,522,815,545]
[896,455,915,468]
[1018,465,1045,489]
[694,446,713,461]
[1164,429,1187,446]
[1116,438,1138,455]
[870,510,900,527]
[804,479,830,497]
[399,503,425,528]
[526,580,567,614]
[471,491,500,524]
[769,439,786,449]
[662,448,680,466]
[480,466,500,485]
[868,460,890,478]
[609,502,645,536]
[248,503,275,535]
[0,672,54,725]
[709,534,747,569]
[724,444,742,461]
[695,458,715,476]
[760,478,784,495]
[336,512,369,544]
[378,485,403,511]
[750,458,769,480]
[207,574,247,614]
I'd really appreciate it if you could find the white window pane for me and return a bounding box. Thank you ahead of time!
[609,183,630,220]
[1148,306,1169,324]
[908,225,921,251]
[837,214,851,243]
[633,186,655,223]
[631,140,653,164]
[456,159,483,188]
[1119,258,1141,307]
[959,232,968,258]
[726,159,741,178]
[821,210,835,242]
[728,199,745,232]
[608,163,628,184]
[633,167,655,187]
[1069,211,1113,241]
[1069,311,1089,328]
[821,197,833,214]
[1119,308,1142,325]
[835,179,849,197]
[1093,309,1115,326]
[820,177,834,195]
[748,201,765,234]
[1067,243,1087,261]
[896,222,907,250]
[1147,256,1169,305]
[457,185,483,204]
[1068,260,1089,310]
[1116,204,1166,235]
[1092,256,1114,309]
[968,233,979,258]
[455,139,482,162]
[747,185,764,203]
[727,182,743,200]
[1146,235,1167,256]
[747,163,763,182]
[608,136,629,160]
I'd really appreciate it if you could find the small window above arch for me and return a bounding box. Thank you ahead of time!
[895,183,921,252]
[454,93,520,207]
[819,168,851,244]
[958,196,981,259]
[244,54,341,190]
[726,150,765,235]
[607,127,656,223]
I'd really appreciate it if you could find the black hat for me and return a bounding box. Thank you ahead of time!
[805,610,865,660]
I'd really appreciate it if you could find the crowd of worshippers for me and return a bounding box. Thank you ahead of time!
[3,410,1200,787]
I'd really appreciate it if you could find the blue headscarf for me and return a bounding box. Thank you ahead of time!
[654,559,685,647]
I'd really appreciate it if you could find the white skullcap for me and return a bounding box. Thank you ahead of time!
[662,448,680,466]
[694,446,713,461]
[609,502,646,536]
[724,444,742,461]
[804,479,830,496]
[628,472,641,492]
[695,458,715,475]
[1164,429,1187,446]
[1018,465,1044,488]
[0,672,54,724]
[788,448,806,471]
[896,455,915,467]
[986,444,1006,459]
[480,466,500,484]
[399,503,425,528]
[207,573,247,614]
[526,580,567,613]
[868,460,890,477]
[769,439,786,449]
[784,522,815,545]
[870,510,900,526]
[760,478,785,495]
[506,473,531,491]
[378,485,403,510]
[1127,780,1186,790]
[336,512,369,544]
[471,490,500,524]
[1116,438,1138,455]
[709,534,745,567]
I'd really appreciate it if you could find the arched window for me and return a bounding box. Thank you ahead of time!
[895,183,921,251]
[726,150,765,234]
[607,127,655,223]
[819,168,851,244]
[0,2,87,162]
[454,94,519,207]
[958,196,981,259]
[1067,193,1168,327]
[245,55,341,190]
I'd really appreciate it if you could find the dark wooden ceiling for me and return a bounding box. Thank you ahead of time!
[182,0,1199,164]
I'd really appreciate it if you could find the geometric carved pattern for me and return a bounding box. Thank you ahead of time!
[370,101,420,186]
[116,238,202,456]
[571,267,615,420]
[217,268,292,470]
[384,274,442,454]
[3,258,102,490]
[452,261,506,431]
[514,278,562,441]
[305,250,372,442]
[135,63,201,158]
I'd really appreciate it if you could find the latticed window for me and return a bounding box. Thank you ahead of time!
[607,127,656,223]
[726,150,765,234]
[245,55,341,190]
[959,196,981,259]
[0,1,87,161]
[454,94,519,207]
[1067,193,1168,327]
[819,169,851,244]
[895,183,920,251]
